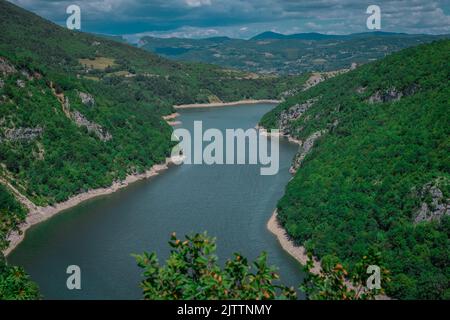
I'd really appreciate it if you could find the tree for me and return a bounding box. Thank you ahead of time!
[0,255,41,300]
[135,233,296,300]
[0,186,41,300]
[300,250,390,300]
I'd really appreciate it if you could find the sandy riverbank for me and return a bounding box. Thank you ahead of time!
[174,99,281,109]
[267,210,321,275]
[4,157,176,256]
[257,126,302,146]
[162,113,180,120]
[167,121,182,126]
[163,113,182,126]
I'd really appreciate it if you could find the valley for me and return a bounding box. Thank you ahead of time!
[0,0,449,301]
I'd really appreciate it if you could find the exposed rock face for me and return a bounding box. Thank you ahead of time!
[274,96,327,174]
[78,91,96,107]
[368,85,418,104]
[279,98,317,135]
[303,73,326,91]
[281,74,325,98]
[0,57,16,76]
[414,181,450,224]
[61,96,71,116]
[56,93,111,142]
[1,127,43,143]
[368,88,402,104]
[0,80,4,88]
[16,79,25,88]
[282,69,350,98]
[280,88,299,99]
[290,130,326,174]
[71,110,112,142]
[356,86,367,94]
[21,70,33,80]
[304,70,350,91]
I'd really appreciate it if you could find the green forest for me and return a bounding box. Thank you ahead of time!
[260,40,450,299]
[1,0,449,300]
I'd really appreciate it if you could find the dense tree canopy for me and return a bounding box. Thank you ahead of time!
[260,40,450,299]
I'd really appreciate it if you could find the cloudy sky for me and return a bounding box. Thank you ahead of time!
[8,0,450,40]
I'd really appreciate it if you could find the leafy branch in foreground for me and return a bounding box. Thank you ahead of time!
[0,185,40,300]
[301,250,390,300]
[134,233,296,300]
[0,255,41,300]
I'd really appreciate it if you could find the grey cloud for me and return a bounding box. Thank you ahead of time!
[7,0,450,36]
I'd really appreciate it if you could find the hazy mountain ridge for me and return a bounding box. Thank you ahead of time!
[250,31,408,40]
[140,31,449,74]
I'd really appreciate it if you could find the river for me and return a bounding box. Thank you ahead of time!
[8,103,304,300]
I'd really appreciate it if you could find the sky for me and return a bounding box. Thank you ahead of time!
[8,0,450,40]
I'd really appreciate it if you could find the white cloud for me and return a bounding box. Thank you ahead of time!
[185,0,211,8]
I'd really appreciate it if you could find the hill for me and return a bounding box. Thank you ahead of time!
[139,32,448,74]
[251,31,344,40]
[259,40,450,299]
[251,31,289,40]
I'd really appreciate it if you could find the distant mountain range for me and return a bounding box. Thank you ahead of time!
[139,31,449,74]
[250,31,407,40]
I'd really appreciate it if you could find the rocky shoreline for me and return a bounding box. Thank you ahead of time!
[260,124,322,273]
[267,210,322,275]
[163,113,182,126]
[4,157,175,256]
[174,99,280,109]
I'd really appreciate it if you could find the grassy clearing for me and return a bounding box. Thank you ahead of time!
[78,57,116,70]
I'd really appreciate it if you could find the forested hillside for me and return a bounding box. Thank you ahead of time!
[260,40,450,299]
